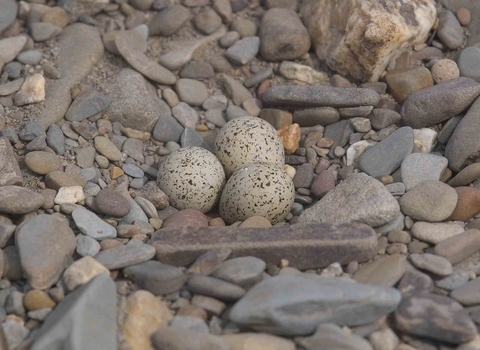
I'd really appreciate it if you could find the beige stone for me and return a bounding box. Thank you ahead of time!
[222,333,295,350]
[54,186,85,205]
[62,256,110,291]
[301,0,436,82]
[123,290,173,350]
[278,123,300,154]
[278,61,328,84]
[14,74,45,106]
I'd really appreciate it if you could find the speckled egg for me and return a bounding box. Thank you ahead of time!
[214,116,285,177]
[219,162,295,224]
[157,146,226,213]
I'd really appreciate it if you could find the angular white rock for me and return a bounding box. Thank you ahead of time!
[54,186,85,205]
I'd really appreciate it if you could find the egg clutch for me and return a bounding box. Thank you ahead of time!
[157,116,295,224]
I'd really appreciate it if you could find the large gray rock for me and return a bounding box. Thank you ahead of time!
[16,215,76,289]
[262,85,380,108]
[358,126,414,177]
[36,24,104,129]
[229,274,401,336]
[445,95,480,172]
[65,90,111,122]
[152,113,184,142]
[395,293,477,344]
[401,153,449,191]
[0,0,17,35]
[0,137,22,186]
[106,69,170,132]
[301,0,436,82]
[30,275,116,350]
[298,173,400,228]
[401,77,480,129]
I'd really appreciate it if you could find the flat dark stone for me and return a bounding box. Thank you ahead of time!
[151,223,378,270]
[262,85,380,108]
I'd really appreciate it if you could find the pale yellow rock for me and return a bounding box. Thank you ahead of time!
[54,186,85,205]
[301,0,436,82]
[284,165,296,179]
[222,333,295,350]
[62,256,110,291]
[278,61,328,84]
[123,290,173,350]
[240,216,272,228]
[14,74,46,106]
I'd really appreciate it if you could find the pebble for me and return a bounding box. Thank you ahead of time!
[353,254,407,287]
[395,293,477,344]
[297,323,373,350]
[72,209,117,240]
[239,216,271,228]
[229,274,400,336]
[123,290,172,350]
[358,126,414,177]
[436,269,470,291]
[180,61,215,79]
[54,186,85,205]
[0,0,17,35]
[29,22,62,41]
[244,67,273,88]
[187,275,246,302]
[3,320,28,350]
[219,31,240,48]
[94,136,122,161]
[148,5,191,36]
[448,187,480,221]
[437,10,464,50]
[62,256,110,291]
[457,7,471,26]
[106,68,170,132]
[152,327,229,350]
[293,107,340,127]
[458,47,480,83]
[398,181,458,222]
[401,153,448,191]
[411,221,464,244]
[94,241,156,270]
[175,79,208,106]
[14,73,45,106]
[279,61,328,84]
[170,315,209,333]
[222,333,295,350]
[47,124,65,155]
[434,229,480,264]
[0,186,44,214]
[123,261,186,295]
[401,77,480,129]
[0,36,26,64]
[16,214,76,289]
[76,234,101,257]
[203,95,228,111]
[431,59,460,84]
[211,256,265,289]
[445,95,480,172]
[45,171,86,190]
[299,173,399,228]
[65,90,111,122]
[386,66,434,103]
[259,8,310,61]
[410,253,453,277]
[194,8,222,34]
[153,114,183,143]
[451,277,480,306]
[449,163,480,187]
[225,36,260,65]
[221,74,252,106]
[16,50,42,65]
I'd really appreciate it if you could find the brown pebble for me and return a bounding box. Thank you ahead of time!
[110,166,124,179]
[387,230,411,244]
[386,243,408,255]
[209,217,226,226]
[408,240,429,254]
[457,7,471,26]
[100,239,124,250]
[257,79,271,99]
[177,305,208,321]
[448,187,480,221]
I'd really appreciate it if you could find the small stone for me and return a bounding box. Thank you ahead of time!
[431,59,460,84]
[148,5,191,36]
[395,293,477,344]
[448,187,480,221]
[259,8,310,61]
[63,256,110,291]
[123,290,173,350]
[451,277,480,306]
[278,123,301,154]
[279,61,328,84]
[211,256,265,289]
[411,221,464,244]
[437,10,464,50]
[14,74,45,106]
[222,333,295,350]
[76,235,101,257]
[221,74,252,106]
[180,61,215,79]
[186,275,246,302]
[219,31,240,48]
[94,136,122,161]
[16,50,42,65]
[401,153,448,191]
[434,229,480,264]
[353,254,407,287]
[72,209,117,240]
[399,181,458,222]
[225,36,260,65]
[297,323,372,350]
[0,186,44,214]
[24,290,55,311]
[94,241,156,270]
[436,269,470,291]
[175,79,208,106]
[0,36,26,64]
[152,327,228,350]
[54,186,85,205]
[194,8,222,35]
[386,67,434,103]
[410,253,453,277]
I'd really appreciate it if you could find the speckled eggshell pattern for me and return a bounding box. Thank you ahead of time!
[219,162,295,225]
[157,146,226,213]
[214,116,285,177]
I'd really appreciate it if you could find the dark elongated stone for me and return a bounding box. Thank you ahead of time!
[152,223,377,270]
[262,85,380,108]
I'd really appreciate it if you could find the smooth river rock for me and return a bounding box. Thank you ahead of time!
[299,173,399,228]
